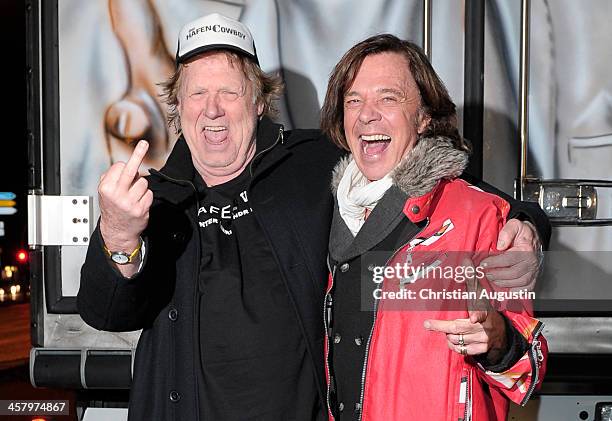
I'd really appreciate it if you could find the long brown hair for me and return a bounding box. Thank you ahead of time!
[321,34,469,152]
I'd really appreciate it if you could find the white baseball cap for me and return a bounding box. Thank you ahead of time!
[176,13,259,65]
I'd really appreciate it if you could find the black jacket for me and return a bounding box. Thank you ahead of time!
[78,118,343,420]
[78,117,550,420]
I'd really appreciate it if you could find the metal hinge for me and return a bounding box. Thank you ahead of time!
[28,191,94,247]
[519,178,612,226]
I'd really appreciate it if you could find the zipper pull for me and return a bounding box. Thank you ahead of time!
[533,339,544,363]
[405,251,413,266]
[326,294,333,336]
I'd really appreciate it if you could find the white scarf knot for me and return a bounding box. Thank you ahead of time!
[336,159,393,237]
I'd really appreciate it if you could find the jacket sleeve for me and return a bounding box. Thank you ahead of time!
[474,312,529,373]
[471,195,548,406]
[460,172,551,250]
[475,313,548,406]
[77,221,157,332]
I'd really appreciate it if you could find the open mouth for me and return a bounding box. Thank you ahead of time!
[203,126,228,143]
[360,134,391,156]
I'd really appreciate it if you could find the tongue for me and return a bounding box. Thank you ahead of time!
[364,140,390,155]
[205,129,227,143]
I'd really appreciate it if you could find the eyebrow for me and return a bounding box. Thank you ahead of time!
[188,84,245,94]
[220,84,246,94]
[378,88,404,96]
[344,87,404,97]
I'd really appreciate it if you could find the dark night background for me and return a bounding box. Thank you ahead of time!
[0,0,28,267]
[0,6,80,417]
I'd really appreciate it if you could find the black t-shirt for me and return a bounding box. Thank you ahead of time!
[194,169,321,420]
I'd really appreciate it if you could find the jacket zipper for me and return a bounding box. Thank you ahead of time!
[323,258,337,419]
[357,218,430,420]
[520,321,545,406]
[463,367,472,421]
[249,125,284,178]
[153,171,202,419]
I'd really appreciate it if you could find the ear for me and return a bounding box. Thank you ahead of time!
[417,111,431,135]
[257,101,265,117]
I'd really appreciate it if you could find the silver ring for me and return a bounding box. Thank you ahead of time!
[458,334,465,347]
[460,345,467,356]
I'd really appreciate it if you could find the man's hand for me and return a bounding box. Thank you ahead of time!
[424,257,507,363]
[424,311,507,364]
[98,140,153,274]
[481,219,542,291]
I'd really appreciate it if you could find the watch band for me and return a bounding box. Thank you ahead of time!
[103,237,143,264]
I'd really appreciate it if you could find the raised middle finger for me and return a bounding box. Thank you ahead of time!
[118,140,149,191]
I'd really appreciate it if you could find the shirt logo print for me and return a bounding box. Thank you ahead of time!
[197,190,253,235]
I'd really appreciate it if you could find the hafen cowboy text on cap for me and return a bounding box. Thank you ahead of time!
[176,13,259,65]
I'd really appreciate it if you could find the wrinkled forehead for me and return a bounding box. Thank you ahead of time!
[181,50,251,88]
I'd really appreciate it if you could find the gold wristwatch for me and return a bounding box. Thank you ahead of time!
[103,238,143,265]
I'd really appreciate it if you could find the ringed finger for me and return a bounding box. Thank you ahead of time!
[448,341,489,357]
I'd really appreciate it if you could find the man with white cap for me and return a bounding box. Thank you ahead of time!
[78,13,549,421]
[79,13,341,420]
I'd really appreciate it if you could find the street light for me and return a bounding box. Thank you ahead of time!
[16,250,27,263]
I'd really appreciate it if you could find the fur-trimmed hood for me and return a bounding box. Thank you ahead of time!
[331,136,469,198]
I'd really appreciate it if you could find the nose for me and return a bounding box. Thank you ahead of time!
[357,99,381,125]
[204,93,224,119]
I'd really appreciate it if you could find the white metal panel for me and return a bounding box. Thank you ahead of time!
[82,407,128,421]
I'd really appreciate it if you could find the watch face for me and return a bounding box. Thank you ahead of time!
[111,252,130,265]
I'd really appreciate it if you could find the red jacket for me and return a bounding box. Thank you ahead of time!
[325,176,547,421]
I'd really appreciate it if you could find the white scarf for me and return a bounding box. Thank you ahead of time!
[336,159,394,237]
